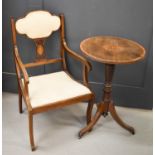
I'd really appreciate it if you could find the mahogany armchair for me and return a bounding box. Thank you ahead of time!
[11,10,94,151]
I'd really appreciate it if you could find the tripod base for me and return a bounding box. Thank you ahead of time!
[79,64,135,138]
[79,102,135,138]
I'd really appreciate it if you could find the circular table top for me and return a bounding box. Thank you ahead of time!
[80,36,146,64]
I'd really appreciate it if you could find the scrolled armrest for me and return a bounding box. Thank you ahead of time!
[63,40,92,72]
[63,40,92,86]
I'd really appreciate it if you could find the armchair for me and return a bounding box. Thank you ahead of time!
[11,10,94,151]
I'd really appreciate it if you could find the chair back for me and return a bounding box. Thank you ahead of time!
[11,10,66,68]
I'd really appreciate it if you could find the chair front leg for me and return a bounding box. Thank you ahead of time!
[83,65,89,87]
[87,98,94,124]
[28,112,36,151]
[18,84,23,113]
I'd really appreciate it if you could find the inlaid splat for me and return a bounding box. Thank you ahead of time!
[34,39,46,60]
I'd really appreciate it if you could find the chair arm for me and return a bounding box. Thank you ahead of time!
[14,46,29,84]
[63,40,92,72]
[62,40,91,86]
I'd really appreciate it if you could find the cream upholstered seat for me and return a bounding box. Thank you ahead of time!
[28,71,91,108]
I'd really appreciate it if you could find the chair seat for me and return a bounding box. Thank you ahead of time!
[27,71,91,108]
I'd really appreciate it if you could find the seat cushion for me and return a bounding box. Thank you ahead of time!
[27,71,91,108]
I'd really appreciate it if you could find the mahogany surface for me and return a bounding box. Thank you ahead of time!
[80,36,145,64]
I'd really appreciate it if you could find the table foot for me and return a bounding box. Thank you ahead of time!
[31,145,36,151]
[79,111,101,138]
[103,112,108,117]
[109,103,135,134]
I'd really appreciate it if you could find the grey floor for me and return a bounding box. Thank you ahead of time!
[2,92,153,155]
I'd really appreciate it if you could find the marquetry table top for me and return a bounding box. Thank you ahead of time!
[80,36,145,64]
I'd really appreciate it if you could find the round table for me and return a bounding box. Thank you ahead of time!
[79,36,146,137]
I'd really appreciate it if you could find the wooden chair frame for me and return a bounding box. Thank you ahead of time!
[11,11,95,151]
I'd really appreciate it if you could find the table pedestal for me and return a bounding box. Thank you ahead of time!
[79,64,135,138]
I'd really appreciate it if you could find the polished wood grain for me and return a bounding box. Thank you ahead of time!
[11,11,95,151]
[24,58,62,68]
[80,36,145,64]
[79,36,145,138]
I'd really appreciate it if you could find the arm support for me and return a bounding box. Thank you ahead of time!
[14,45,29,84]
[63,40,91,71]
[62,40,91,86]
[14,46,32,111]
